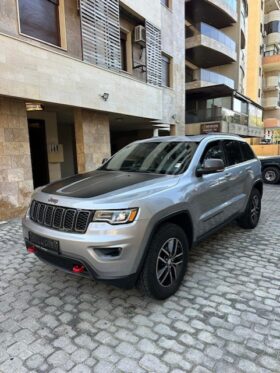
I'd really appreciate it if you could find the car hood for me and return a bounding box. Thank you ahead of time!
[41,170,179,200]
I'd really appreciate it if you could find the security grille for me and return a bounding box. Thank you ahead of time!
[29,201,93,234]
[145,21,162,86]
[80,0,121,70]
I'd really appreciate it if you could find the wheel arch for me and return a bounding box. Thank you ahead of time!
[253,179,263,197]
[135,210,194,282]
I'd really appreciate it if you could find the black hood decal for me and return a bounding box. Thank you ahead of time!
[42,170,165,198]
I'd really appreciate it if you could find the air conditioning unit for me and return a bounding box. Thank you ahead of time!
[134,25,146,46]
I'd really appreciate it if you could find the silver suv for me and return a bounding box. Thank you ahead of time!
[22,134,263,299]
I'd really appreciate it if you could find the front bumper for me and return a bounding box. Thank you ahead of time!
[22,215,149,284]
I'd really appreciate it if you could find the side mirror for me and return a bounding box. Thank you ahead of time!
[102,158,108,165]
[196,158,225,177]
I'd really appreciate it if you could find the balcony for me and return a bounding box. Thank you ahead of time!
[186,107,248,126]
[263,97,280,109]
[265,0,280,13]
[185,0,237,28]
[263,76,280,91]
[186,69,234,93]
[186,23,237,68]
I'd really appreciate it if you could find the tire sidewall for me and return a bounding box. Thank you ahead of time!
[144,224,189,300]
[263,167,280,184]
[248,189,261,228]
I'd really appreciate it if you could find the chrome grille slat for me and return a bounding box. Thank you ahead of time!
[45,206,54,226]
[75,211,91,232]
[29,200,92,234]
[63,209,76,231]
[53,207,64,229]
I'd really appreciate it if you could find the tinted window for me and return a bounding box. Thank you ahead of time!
[223,140,243,166]
[240,142,255,161]
[101,142,198,175]
[18,0,60,46]
[200,141,225,165]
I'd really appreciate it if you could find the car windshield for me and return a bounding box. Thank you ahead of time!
[100,141,198,175]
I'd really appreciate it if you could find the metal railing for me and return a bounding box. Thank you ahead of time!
[186,107,248,126]
[199,23,236,51]
[201,69,234,88]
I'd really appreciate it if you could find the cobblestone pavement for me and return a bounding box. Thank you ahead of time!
[0,185,280,373]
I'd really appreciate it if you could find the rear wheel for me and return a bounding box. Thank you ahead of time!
[262,167,280,184]
[237,188,261,229]
[138,223,189,300]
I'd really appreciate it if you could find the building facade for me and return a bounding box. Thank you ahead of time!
[185,0,264,139]
[262,0,280,143]
[0,0,185,220]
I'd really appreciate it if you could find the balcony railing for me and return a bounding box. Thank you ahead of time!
[224,0,237,13]
[199,23,236,51]
[264,44,280,57]
[186,107,248,126]
[188,69,234,89]
[263,97,280,107]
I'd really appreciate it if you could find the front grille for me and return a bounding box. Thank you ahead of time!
[29,200,93,234]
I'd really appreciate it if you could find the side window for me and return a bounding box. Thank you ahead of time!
[223,140,243,166]
[239,142,256,161]
[200,141,225,166]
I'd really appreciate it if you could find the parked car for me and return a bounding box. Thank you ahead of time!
[260,156,280,184]
[22,134,263,299]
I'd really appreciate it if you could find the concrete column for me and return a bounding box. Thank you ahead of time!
[0,97,33,221]
[74,109,111,173]
[170,124,176,136]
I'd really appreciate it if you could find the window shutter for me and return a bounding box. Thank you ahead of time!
[80,0,121,70]
[145,21,162,86]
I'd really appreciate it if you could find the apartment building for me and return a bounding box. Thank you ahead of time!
[0,0,185,220]
[262,0,280,143]
[185,0,264,139]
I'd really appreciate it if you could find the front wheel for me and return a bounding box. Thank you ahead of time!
[137,223,189,300]
[262,167,280,184]
[237,188,261,229]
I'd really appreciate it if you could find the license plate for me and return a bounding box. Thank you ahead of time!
[29,232,59,254]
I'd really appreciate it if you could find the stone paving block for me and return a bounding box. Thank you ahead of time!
[0,185,280,372]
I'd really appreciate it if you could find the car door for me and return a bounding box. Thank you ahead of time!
[195,140,231,238]
[222,139,248,217]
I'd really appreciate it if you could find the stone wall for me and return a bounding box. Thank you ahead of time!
[74,109,111,173]
[0,97,33,221]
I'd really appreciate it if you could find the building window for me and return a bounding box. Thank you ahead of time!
[258,89,261,98]
[162,53,172,87]
[265,21,280,35]
[18,0,61,46]
[120,31,128,71]
[259,67,262,76]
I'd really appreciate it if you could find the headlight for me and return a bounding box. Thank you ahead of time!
[92,208,138,225]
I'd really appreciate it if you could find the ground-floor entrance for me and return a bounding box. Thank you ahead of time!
[0,96,168,220]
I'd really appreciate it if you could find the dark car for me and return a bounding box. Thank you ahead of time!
[260,156,280,184]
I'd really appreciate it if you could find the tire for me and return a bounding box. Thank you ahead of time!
[137,223,189,300]
[262,167,280,185]
[237,188,261,229]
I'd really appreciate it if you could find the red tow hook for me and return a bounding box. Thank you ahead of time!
[73,264,85,273]
[27,246,37,254]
